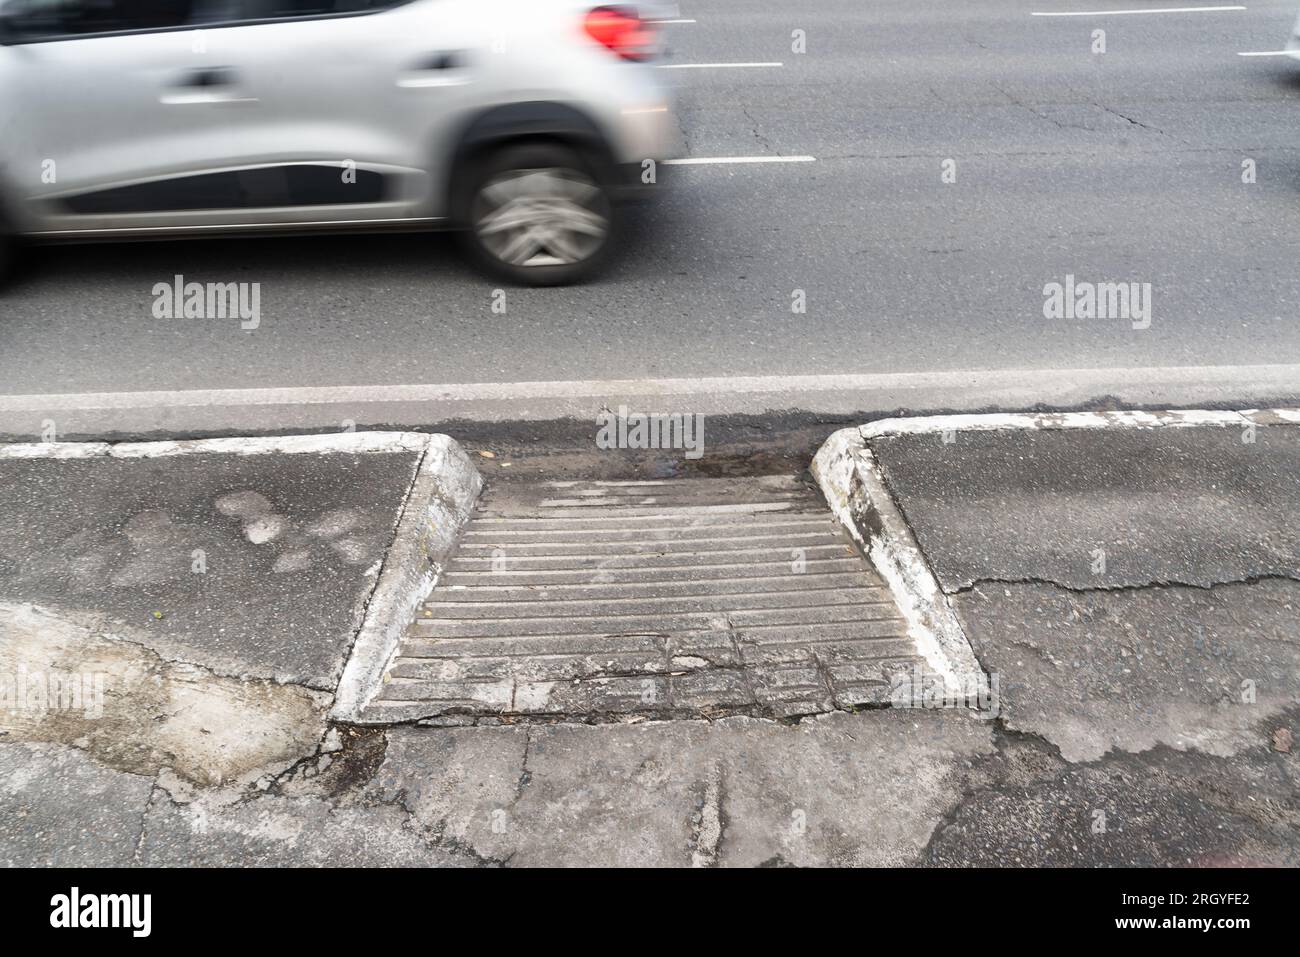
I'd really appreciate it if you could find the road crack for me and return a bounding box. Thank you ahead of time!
[951,573,1300,597]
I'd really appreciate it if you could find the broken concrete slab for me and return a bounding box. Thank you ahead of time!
[954,580,1300,762]
[10,705,1292,868]
[138,789,472,867]
[368,725,528,863]
[925,714,1300,867]
[370,710,996,867]
[0,601,327,787]
[0,431,480,790]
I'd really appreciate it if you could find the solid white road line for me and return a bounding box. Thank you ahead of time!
[3,365,1298,413]
[1032,5,1245,15]
[1238,50,1297,56]
[650,18,697,24]
[664,156,816,165]
[658,61,783,69]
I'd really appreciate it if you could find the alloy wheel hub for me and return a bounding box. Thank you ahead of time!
[474,168,608,267]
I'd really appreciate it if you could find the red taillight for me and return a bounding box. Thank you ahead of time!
[584,5,657,62]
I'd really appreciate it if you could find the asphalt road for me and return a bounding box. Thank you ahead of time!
[2,0,1300,436]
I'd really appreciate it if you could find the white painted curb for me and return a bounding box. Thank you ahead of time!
[810,408,1300,709]
[855,407,1300,439]
[0,431,432,459]
[330,436,482,723]
[812,430,988,706]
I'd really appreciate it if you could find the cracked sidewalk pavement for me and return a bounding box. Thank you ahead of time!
[0,441,427,790]
[4,703,1295,867]
[871,421,1300,765]
[0,446,425,690]
[2,422,1298,866]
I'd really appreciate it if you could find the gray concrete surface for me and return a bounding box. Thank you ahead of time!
[0,741,154,867]
[363,474,927,724]
[924,709,1300,868]
[0,601,328,787]
[955,580,1300,763]
[872,424,1300,592]
[0,447,421,688]
[2,422,1297,867]
[870,420,1300,764]
[369,712,996,867]
[4,702,1293,867]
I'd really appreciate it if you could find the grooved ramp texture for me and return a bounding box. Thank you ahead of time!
[361,476,929,721]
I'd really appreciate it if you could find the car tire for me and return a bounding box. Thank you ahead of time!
[459,142,614,286]
[0,210,13,289]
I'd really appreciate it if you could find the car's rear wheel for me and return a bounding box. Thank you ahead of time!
[461,143,614,286]
[0,230,13,289]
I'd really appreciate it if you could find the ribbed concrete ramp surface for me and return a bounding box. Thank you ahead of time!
[362,476,929,722]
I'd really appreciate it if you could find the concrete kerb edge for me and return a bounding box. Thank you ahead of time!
[809,408,1300,709]
[854,407,1300,439]
[330,435,483,723]
[811,429,988,708]
[0,431,433,459]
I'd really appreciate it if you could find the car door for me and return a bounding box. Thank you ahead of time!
[2,0,474,235]
[0,0,271,234]
[195,0,480,224]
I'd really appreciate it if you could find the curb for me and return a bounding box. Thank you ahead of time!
[330,436,482,723]
[0,431,434,459]
[853,407,1300,439]
[809,407,1300,707]
[811,430,988,706]
[4,364,1299,441]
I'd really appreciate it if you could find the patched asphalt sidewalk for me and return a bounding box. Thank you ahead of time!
[867,413,1300,764]
[0,433,480,795]
[2,417,1298,867]
[0,441,421,689]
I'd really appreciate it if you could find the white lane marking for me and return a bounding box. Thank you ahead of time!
[664,155,816,165]
[1032,5,1245,15]
[650,18,697,23]
[3,365,1298,413]
[658,61,783,68]
[1238,50,1297,56]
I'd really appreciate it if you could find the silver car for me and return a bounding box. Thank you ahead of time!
[0,0,680,285]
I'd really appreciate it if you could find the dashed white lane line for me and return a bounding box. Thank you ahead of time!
[650,18,697,24]
[664,155,816,165]
[658,61,783,69]
[1031,5,1246,15]
[1238,50,1297,56]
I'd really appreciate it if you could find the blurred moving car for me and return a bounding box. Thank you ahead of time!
[0,0,681,285]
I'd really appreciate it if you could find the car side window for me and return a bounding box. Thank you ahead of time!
[242,0,405,19]
[0,0,199,39]
[0,0,408,40]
